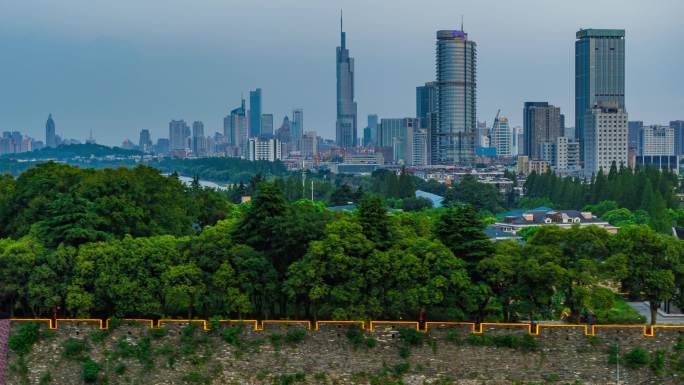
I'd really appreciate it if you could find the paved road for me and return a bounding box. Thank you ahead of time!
[628,301,684,325]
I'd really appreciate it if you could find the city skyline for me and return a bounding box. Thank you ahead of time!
[0,0,682,145]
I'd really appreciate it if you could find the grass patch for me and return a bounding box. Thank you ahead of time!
[595,296,646,324]
[82,358,100,383]
[285,329,306,345]
[62,338,89,360]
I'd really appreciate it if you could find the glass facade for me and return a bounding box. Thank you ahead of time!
[434,30,477,165]
[249,88,262,138]
[575,29,625,161]
[335,14,357,149]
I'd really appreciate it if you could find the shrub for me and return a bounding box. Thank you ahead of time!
[8,323,40,355]
[150,327,167,339]
[62,338,89,360]
[39,372,52,385]
[648,350,665,375]
[466,334,494,346]
[399,347,411,358]
[221,325,242,346]
[346,326,365,347]
[398,329,422,346]
[365,337,378,348]
[273,372,306,385]
[114,362,127,375]
[82,359,100,383]
[285,329,307,345]
[519,334,539,352]
[493,335,519,349]
[607,345,620,365]
[446,330,461,344]
[393,362,410,376]
[269,333,283,351]
[623,347,648,369]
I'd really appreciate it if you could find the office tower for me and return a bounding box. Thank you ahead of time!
[628,121,643,154]
[639,125,674,156]
[224,98,247,155]
[45,114,56,148]
[192,121,207,156]
[155,138,170,154]
[491,115,512,157]
[169,120,190,151]
[138,129,152,152]
[511,126,521,155]
[378,118,418,164]
[670,120,684,155]
[249,88,262,138]
[291,108,304,147]
[434,29,477,165]
[523,102,562,159]
[247,137,282,162]
[583,105,628,175]
[363,126,372,147]
[261,114,274,137]
[416,82,437,130]
[366,114,378,146]
[336,12,358,148]
[575,29,625,160]
[412,128,429,166]
[301,131,318,158]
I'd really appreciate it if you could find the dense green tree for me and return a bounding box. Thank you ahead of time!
[606,225,681,325]
[444,174,504,212]
[357,195,392,248]
[434,205,493,271]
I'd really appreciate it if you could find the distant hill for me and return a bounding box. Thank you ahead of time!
[3,143,143,160]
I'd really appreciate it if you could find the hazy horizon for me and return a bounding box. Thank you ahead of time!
[0,0,682,146]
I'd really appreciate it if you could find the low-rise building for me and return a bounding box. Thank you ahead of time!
[487,208,618,240]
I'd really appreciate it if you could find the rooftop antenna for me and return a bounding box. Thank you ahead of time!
[340,9,343,33]
[460,15,464,31]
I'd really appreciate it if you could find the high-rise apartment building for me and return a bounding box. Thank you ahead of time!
[336,13,357,148]
[523,102,562,159]
[169,120,190,152]
[583,105,628,175]
[192,121,207,156]
[249,88,262,138]
[301,131,318,159]
[491,116,512,157]
[45,114,56,148]
[138,129,152,152]
[412,128,429,166]
[639,125,674,156]
[261,114,274,137]
[575,29,625,161]
[247,137,282,162]
[670,120,684,155]
[434,29,477,165]
[366,114,378,146]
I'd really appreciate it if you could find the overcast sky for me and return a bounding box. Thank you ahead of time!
[0,0,682,145]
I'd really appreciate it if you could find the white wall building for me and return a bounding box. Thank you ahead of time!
[491,116,512,157]
[639,125,674,156]
[583,105,628,175]
[247,137,282,162]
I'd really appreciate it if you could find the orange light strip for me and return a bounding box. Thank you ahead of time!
[55,318,105,330]
[10,318,54,329]
[424,321,476,333]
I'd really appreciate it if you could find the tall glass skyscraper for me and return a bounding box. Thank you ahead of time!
[575,29,625,161]
[434,29,477,165]
[249,88,262,138]
[336,12,357,149]
[45,114,56,148]
[291,108,304,147]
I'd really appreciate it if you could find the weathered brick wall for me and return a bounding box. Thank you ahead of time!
[6,321,684,385]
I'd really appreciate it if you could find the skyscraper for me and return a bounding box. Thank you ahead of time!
[416,82,437,130]
[434,29,477,165]
[192,121,207,156]
[224,98,247,155]
[138,129,152,152]
[628,121,643,154]
[575,29,625,161]
[523,102,562,159]
[169,120,190,152]
[366,114,378,146]
[291,108,304,148]
[335,12,357,149]
[45,114,56,148]
[261,114,274,137]
[249,89,262,138]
